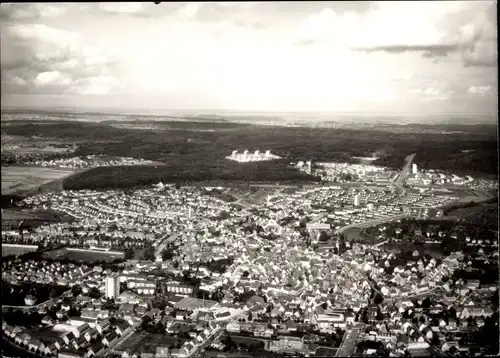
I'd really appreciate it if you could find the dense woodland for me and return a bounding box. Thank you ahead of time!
[2,120,497,190]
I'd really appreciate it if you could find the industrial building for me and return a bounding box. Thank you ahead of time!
[226,150,281,162]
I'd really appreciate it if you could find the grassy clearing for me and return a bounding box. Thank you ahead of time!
[116,332,182,353]
[1,165,76,195]
[2,244,39,257]
[43,248,124,263]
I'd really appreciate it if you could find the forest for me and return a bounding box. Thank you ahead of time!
[2,119,497,190]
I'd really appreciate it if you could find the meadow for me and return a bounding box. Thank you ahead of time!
[43,248,124,263]
[1,165,76,195]
[115,332,181,354]
[2,244,39,257]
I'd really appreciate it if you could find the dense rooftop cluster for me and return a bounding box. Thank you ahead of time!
[2,168,498,357]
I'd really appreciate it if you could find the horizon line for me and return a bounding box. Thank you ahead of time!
[1,107,497,118]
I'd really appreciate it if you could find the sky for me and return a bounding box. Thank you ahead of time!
[0,1,497,115]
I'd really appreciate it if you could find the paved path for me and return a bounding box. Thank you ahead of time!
[336,325,362,357]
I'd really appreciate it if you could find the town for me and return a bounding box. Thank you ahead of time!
[2,158,498,358]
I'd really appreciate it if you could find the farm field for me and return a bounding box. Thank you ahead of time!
[2,208,75,231]
[1,208,40,220]
[43,248,124,263]
[1,165,76,195]
[2,244,39,257]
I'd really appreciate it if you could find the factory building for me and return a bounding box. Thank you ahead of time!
[226,150,281,162]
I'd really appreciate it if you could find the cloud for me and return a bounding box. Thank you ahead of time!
[0,4,67,22]
[97,3,146,15]
[69,75,123,95]
[295,1,497,68]
[468,85,493,95]
[356,44,459,57]
[9,23,80,46]
[1,23,121,96]
[35,71,72,87]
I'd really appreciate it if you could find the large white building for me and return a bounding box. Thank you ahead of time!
[412,163,418,174]
[354,194,361,207]
[226,150,281,162]
[105,274,120,299]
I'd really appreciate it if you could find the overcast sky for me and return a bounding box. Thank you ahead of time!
[0,2,497,115]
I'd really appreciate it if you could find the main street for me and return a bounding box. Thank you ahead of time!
[394,153,416,186]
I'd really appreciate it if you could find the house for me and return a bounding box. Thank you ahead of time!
[226,321,240,333]
[73,335,88,350]
[150,308,162,318]
[102,331,119,347]
[16,333,31,346]
[459,306,494,319]
[442,341,459,352]
[176,310,188,320]
[28,339,44,353]
[156,347,170,358]
[161,315,174,328]
[75,323,91,338]
[84,329,99,342]
[286,320,298,332]
[466,280,480,290]
[115,322,130,336]
[55,337,67,350]
[86,342,105,357]
[96,319,111,334]
[215,311,231,321]
[44,343,58,356]
[119,303,135,314]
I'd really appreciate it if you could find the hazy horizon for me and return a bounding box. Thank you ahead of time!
[1,2,498,116]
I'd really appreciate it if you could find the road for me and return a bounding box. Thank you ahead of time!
[336,210,410,234]
[336,325,362,357]
[98,321,142,357]
[394,153,416,186]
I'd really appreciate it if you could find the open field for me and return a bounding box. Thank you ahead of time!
[1,209,40,221]
[225,187,278,206]
[446,202,499,218]
[2,134,76,153]
[115,332,182,353]
[450,188,495,203]
[2,244,39,257]
[25,326,64,342]
[43,248,124,263]
[2,208,75,230]
[1,165,76,195]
